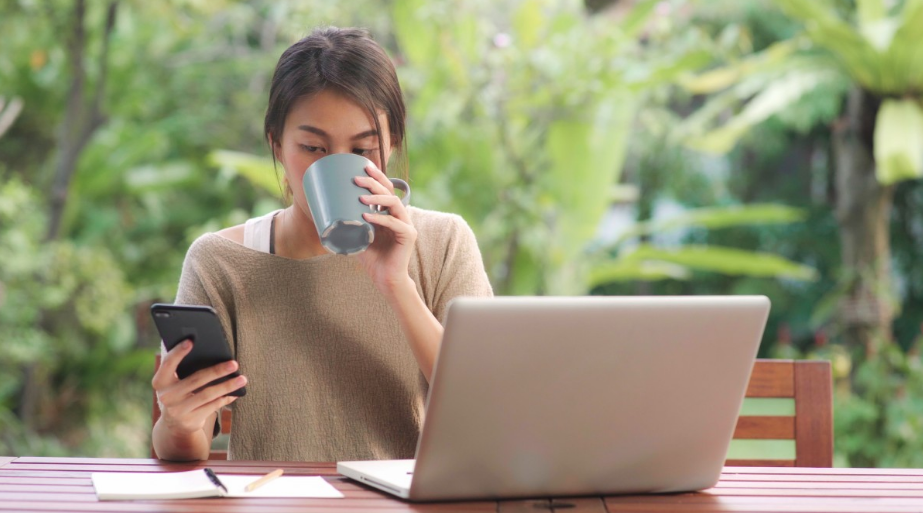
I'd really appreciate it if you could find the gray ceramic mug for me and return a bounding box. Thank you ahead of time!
[302,153,411,255]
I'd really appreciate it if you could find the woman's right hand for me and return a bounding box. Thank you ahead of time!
[152,339,247,436]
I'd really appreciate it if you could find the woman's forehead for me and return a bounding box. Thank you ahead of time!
[285,89,388,138]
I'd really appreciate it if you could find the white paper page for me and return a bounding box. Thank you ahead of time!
[91,470,218,500]
[218,474,344,498]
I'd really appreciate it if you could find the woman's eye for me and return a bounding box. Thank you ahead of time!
[300,145,326,153]
[352,148,376,157]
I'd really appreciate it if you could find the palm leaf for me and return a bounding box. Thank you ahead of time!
[686,65,841,154]
[588,260,690,286]
[629,244,817,280]
[883,0,923,91]
[773,0,883,90]
[680,40,800,94]
[611,204,806,248]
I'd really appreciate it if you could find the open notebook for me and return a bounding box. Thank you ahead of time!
[90,468,344,500]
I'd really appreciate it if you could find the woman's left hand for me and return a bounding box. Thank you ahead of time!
[354,162,417,293]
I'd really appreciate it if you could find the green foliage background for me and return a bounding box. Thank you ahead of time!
[1,0,921,465]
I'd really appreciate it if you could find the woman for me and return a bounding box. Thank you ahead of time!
[151,27,493,462]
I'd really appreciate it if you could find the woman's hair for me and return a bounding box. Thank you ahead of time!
[264,27,407,179]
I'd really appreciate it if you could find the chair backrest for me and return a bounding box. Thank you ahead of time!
[151,354,231,460]
[728,359,833,467]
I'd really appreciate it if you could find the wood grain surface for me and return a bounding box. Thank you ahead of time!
[4,457,923,512]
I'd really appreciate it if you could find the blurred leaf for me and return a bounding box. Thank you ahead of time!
[207,150,279,195]
[628,244,818,280]
[452,13,480,64]
[860,18,899,52]
[513,0,545,50]
[393,0,439,68]
[857,0,887,24]
[810,274,853,328]
[629,49,714,90]
[124,162,195,192]
[686,67,839,154]
[886,0,923,92]
[547,90,634,260]
[874,99,923,185]
[773,0,887,91]
[588,259,690,286]
[620,0,659,40]
[680,39,799,94]
[615,203,807,246]
[0,95,24,139]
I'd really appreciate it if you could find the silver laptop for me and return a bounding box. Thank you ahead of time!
[338,296,769,501]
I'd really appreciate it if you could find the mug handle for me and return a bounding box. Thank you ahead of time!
[390,178,411,206]
[374,178,411,215]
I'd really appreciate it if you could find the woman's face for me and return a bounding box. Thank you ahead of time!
[273,88,392,219]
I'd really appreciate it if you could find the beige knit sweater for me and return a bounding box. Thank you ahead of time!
[171,207,493,462]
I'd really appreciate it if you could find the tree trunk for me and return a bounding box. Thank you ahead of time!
[45,0,117,241]
[832,88,895,358]
[18,0,118,432]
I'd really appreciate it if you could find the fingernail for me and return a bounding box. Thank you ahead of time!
[183,340,193,349]
[225,361,237,371]
[237,375,248,385]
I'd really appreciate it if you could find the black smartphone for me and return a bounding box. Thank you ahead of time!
[151,303,246,397]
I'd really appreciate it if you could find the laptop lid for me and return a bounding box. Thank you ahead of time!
[406,295,769,501]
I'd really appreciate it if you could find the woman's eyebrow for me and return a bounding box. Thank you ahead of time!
[297,125,378,141]
[297,125,328,137]
[350,129,379,140]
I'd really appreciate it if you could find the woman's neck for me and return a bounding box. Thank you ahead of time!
[274,205,329,260]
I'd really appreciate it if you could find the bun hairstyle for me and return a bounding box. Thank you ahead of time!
[264,27,408,179]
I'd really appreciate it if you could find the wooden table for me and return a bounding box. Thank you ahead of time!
[5,457,923,512]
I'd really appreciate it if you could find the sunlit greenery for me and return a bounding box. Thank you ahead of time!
[1,0,921,466]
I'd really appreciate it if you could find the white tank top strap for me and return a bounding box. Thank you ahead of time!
[243,209,281,254]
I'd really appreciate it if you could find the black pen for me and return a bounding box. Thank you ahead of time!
[203,467,228,494]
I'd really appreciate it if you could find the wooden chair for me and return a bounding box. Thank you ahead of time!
[151,354,231,460]
[728,359,833,467]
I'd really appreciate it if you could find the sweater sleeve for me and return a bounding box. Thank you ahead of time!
[175,250,212,308]
[171,235,237,358]
[160,235,232,438]
[430,214,494,324]
[159,245,211,360]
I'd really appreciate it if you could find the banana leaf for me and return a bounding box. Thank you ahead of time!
[590,243,817,286]
[610,203,806,247]
[686,65,841,154]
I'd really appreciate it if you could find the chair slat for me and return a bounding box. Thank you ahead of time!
[745,360,795,398]
[734,416,795,439]
[221,409,232,433]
